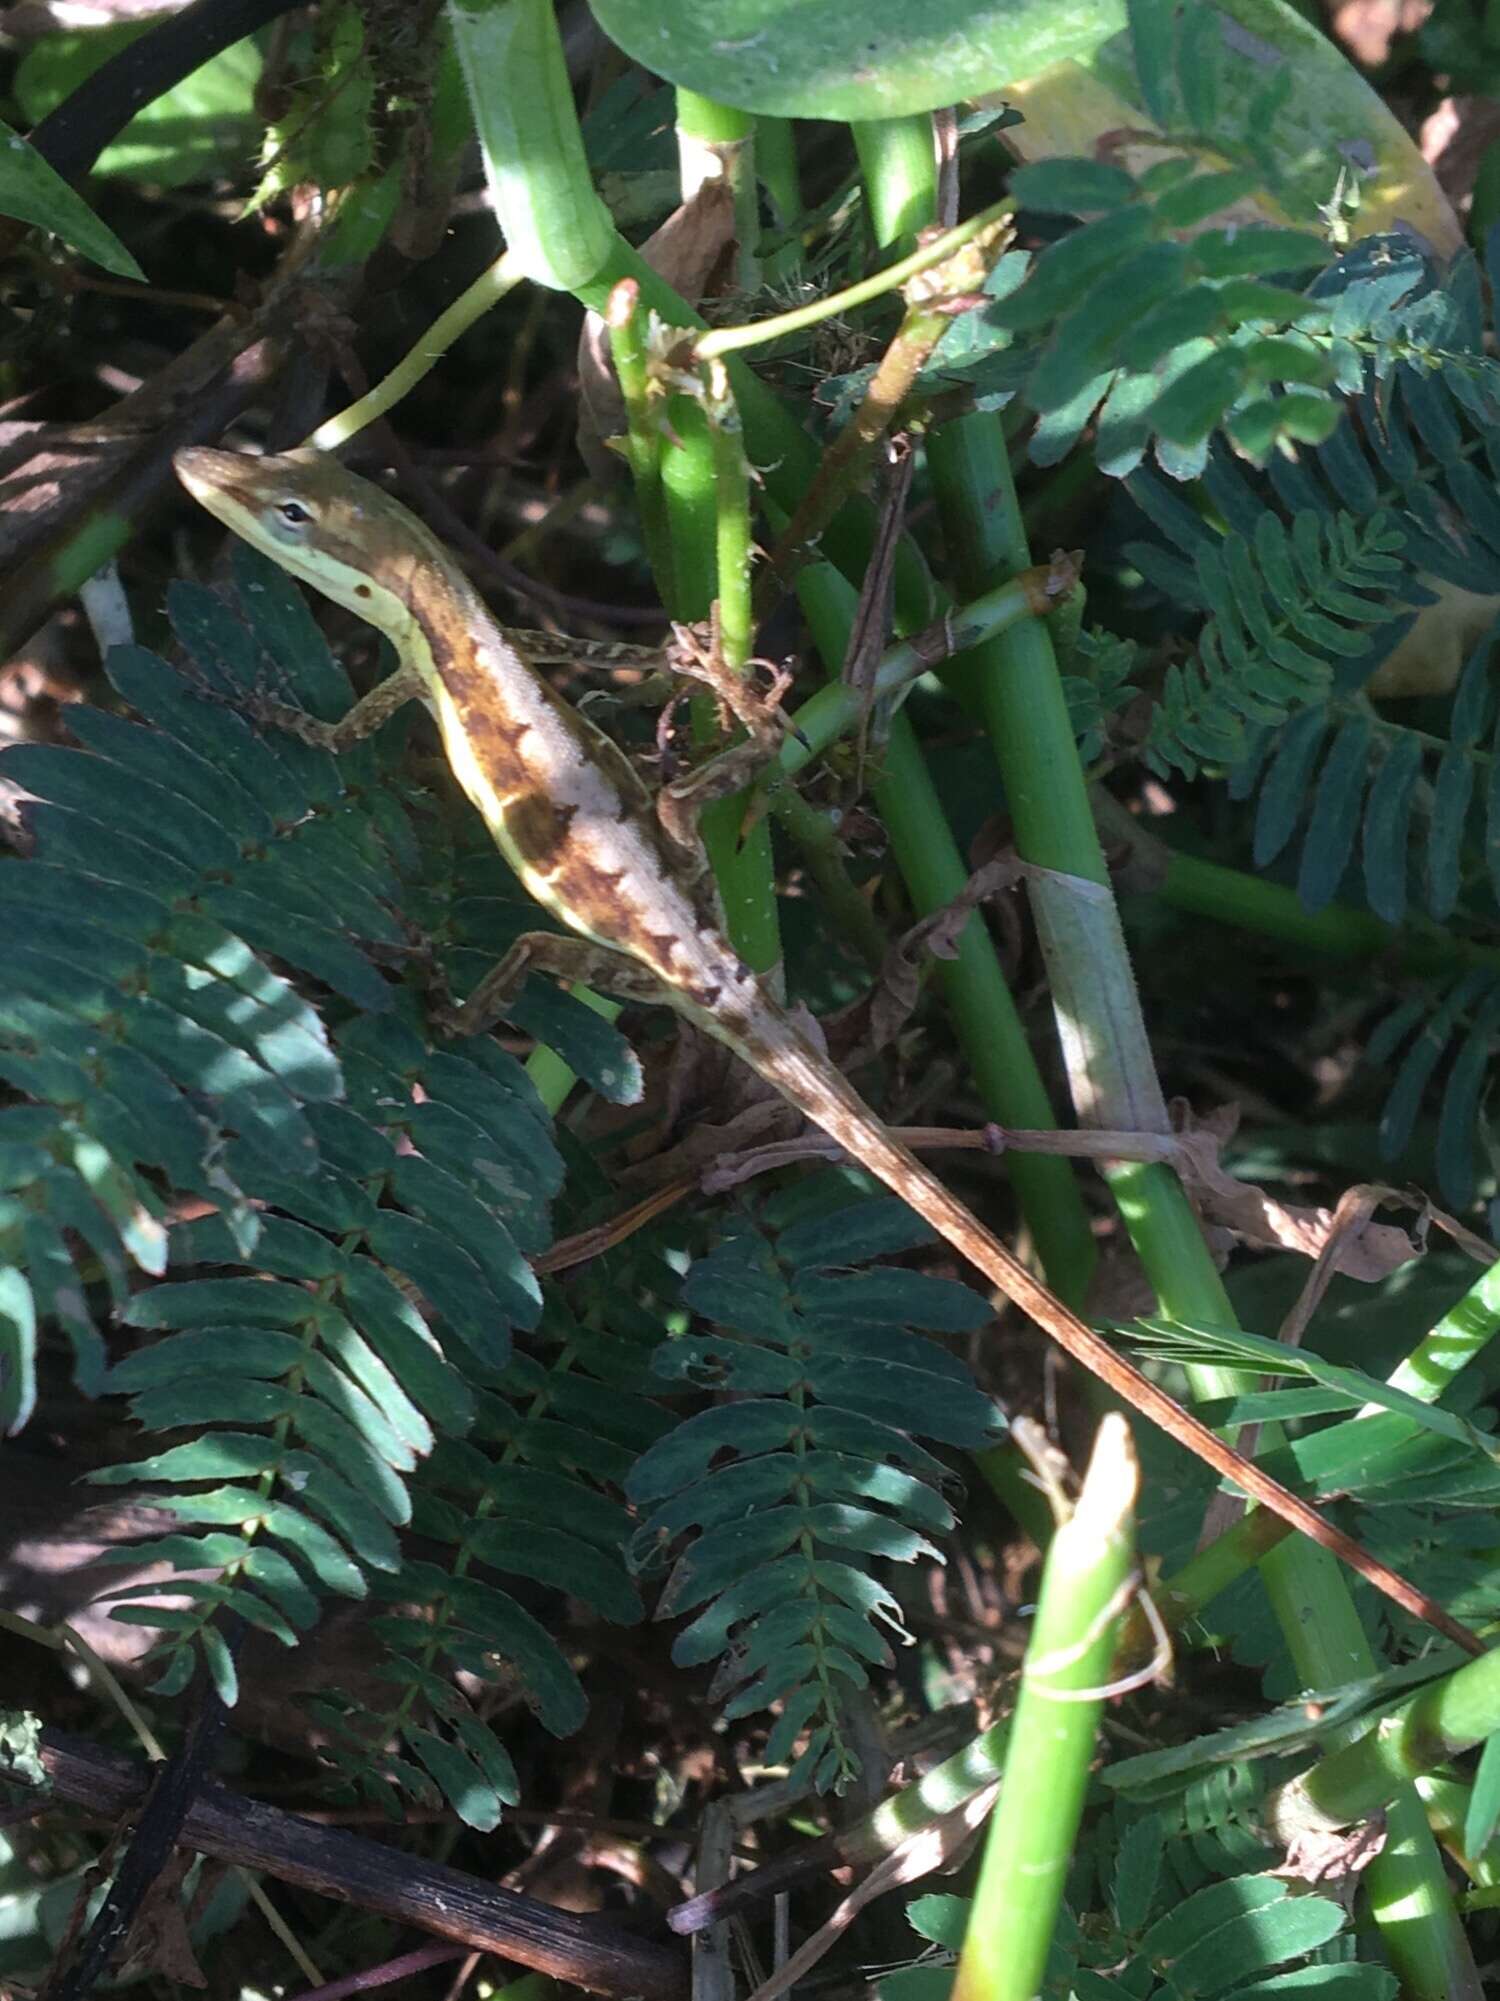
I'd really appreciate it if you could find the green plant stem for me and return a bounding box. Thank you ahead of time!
[797,557,1095,1300]
[1286,1647,1500,1829]
[774,563,1072,776]
[759,216,1010,614]
[1374,1258,1500,1407]
[1419,1777,1500,1888]
[754,116,800,219]
[309,250,524,450]
[703,364,753,671]
[851,115,936,250]
[571,237,943,629]
[446,0,613,291]
[674,89,759,288]
[604,279,672,595]
[1153,847,1500,977]
[658,391,780,973]
[926,409,1479,2001]
[953,1416,1138,2001]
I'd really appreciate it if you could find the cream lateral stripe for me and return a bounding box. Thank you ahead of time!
[170,446,1487,1657]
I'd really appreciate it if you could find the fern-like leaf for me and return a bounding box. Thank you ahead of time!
[627,1173,998,1793]
[1130,495,1405,778]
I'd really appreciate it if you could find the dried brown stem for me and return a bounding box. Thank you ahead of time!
[29,1729,688,2001]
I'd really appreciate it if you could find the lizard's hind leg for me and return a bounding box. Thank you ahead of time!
[437,931,675,1039]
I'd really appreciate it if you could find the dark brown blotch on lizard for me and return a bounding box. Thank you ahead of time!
[503,792,581,873]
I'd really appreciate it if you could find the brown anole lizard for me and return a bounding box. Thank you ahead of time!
[172,445,1482,1655]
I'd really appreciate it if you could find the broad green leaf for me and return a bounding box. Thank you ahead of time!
[1111,1813,1164,1933]
[16,25,262,187]
[992,207,1156,335]
[2,744,240,873]
[1225,1967,1398,1998]
[316,1311,433,1457]
[797,1267,991,1333]
[280,1448,403,1570]
[260,1498,367,1598]
[801,1503,939,1563]
[1140,1876,1290,1962]
[661,1512,806,1614]
[765,1683,829,1764]
[127,1278,317,1331]
[470,1464,629,1549]
[91,1431,282,1486]
[804,1354,998,1445]
[339,1261,475,1437]
[200,1622,240,1706]
[669,1559,794,1663]
[65,707,275,843]
[242,1545,321,1630]
[387,1154,537,1325]
[589,0,1460,266]
[639,1454,801,1540]
[629,1400,798,1500]
[0,116,144,278]
[1149,347,1250,447]
[302,1349,419,1473]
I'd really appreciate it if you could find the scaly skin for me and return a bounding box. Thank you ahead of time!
[173,445,1483,1655]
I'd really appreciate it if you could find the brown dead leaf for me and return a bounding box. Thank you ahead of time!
[1167,1112,1420,1281]
[118,1850,206,1988]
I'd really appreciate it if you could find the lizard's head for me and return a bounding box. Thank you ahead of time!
[174,447,435,632]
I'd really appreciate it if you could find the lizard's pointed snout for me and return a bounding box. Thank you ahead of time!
[173,446,243,502]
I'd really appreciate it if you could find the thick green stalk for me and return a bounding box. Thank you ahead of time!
[1285,1647,1500,1831]
[1376,1259,1500,1407]
[659,392,779,974]
[703,362,753,671]
[1155,848,1500,978]
[851,115,936,249]
[754,117,800,223]
[953,1417,1138,2001]
[675,89,759,288]
[603,279,673,596]
[926,407,1478,2000]
[446,0,614,291]
[797,558,1095,1300]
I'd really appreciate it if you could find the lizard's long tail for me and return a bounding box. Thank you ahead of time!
[735,1020,1482,1653]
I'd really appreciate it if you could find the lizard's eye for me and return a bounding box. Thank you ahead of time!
[276,500,313,527]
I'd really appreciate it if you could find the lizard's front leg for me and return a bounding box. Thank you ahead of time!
[247,665,426,752]
[439,931,675,1039]
[654,622,799,855]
